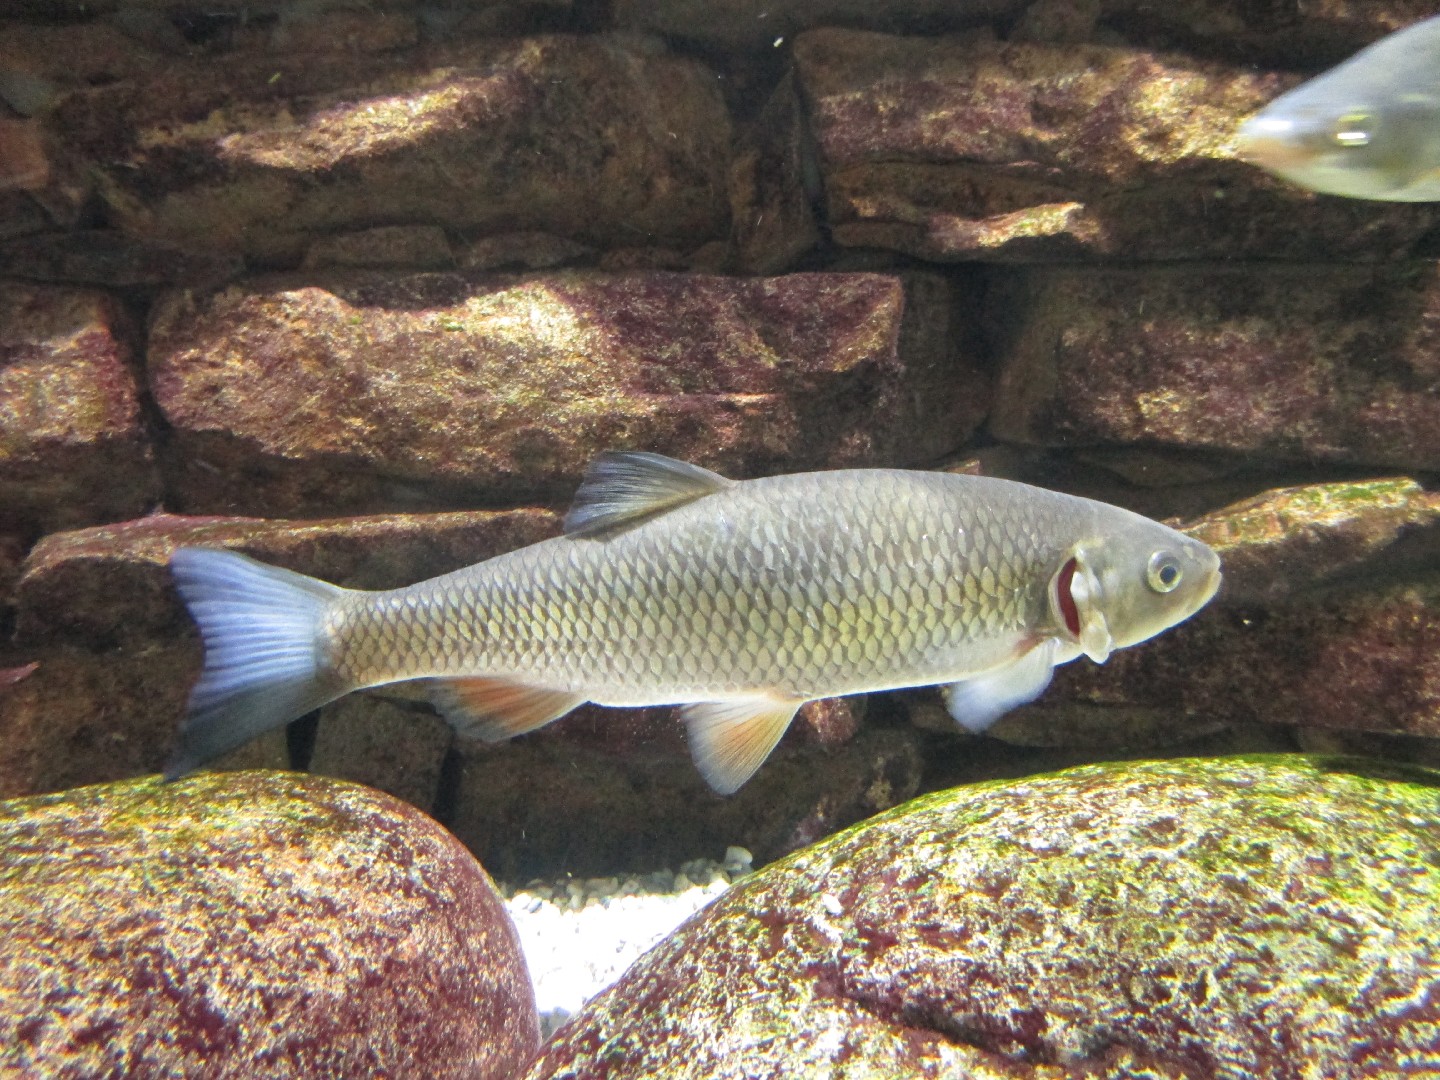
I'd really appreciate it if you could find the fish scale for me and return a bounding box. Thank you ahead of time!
[326,470,1064,702]
[164,452,1220,792]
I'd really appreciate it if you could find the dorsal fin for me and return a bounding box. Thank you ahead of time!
[563,451,734,537]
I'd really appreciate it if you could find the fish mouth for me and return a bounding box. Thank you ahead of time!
[1235,117,1314,168]
[1186,562,1223,618]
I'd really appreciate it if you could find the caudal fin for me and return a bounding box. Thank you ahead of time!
[165,548,350,780]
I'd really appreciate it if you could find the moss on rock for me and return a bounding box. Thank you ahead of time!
[529,755,1440,1079]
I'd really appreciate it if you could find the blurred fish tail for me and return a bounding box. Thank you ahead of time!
[165,548,350,780]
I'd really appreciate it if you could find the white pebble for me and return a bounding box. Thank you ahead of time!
[502,857,739,1038]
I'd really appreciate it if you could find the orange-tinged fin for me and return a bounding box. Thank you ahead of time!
[681,697,802,795]
[430,676,584,741]
[563,451,734,537]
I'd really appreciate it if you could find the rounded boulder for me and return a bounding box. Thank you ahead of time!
[0,770,539,1079]
[527,755,1440,1079]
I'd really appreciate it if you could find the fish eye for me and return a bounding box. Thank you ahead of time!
[1146,551,1182,594]
[1332,111,1374,148]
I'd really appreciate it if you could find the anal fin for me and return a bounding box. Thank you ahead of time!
[681,697,801,796]
[943,640,1060,734]
[430,676,585,741]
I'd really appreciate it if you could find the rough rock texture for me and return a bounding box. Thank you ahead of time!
[0,771,538,1080]
[50,34,731,263]
[728,72,821,275]
[795,29,1440,262]
[989,263,1440,472]
[448,704,921,881]
[1185,477,1440,603]
[0,282,158,536]
[613,0,1023,49]
[308,695,453,813]
[2,509,556,797]
[301,225,456,271]
[526,756,1440,1080]
[0,643,223,800]
[0,231,243,288]
[148,270,983,516]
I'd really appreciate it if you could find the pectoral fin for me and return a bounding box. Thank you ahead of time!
[943,640,1059,734]
[430,676,585,741]
[681,697,802,795]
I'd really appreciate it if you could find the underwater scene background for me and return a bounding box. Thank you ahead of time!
[2,0,1440,1077]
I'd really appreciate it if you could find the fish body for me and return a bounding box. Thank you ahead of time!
[167,453,1221,793]
[1236,15,1440,200]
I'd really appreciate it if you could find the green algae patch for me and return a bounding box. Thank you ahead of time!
[0,770,538,1080]
[527,755,1440,1080]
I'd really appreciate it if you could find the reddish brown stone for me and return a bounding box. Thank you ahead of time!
[526,757,1440,1079]
[728,71,821,274]
[458,232,594,272]
[0,120,46,192]
[50,35,730,262]
[795,29,1440,262]
[988,263,1440,473]
[612,0,1023,50]
[301,225,455,271]
[0,18,170,88]
[0,282,159,534]
[269,6,419,52]
[0,643,234,799]
[0,771,538,1080]
[148,270,984,516]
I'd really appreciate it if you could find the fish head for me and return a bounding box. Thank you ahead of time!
[1236,89,1440,200]
[1058,523,1221,659]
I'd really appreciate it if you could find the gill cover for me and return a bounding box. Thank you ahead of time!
[1050,551,1114,663]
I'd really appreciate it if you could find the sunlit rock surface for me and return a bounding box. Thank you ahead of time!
[0,771,539,1080]
[49,34,731,263]
[527,756,1440,1079]
[147,270,983,516]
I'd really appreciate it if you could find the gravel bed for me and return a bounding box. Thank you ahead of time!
[500,847,754,1037]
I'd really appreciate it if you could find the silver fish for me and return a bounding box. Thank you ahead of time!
[1236,15,1440,200]
[166,452,1222,793]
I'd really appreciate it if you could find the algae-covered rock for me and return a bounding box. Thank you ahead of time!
[526,756,1440,1079]
[0,771,539,1079]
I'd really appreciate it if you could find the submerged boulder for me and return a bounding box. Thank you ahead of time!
[527,755,1440,1079]
[0,771,539,1079]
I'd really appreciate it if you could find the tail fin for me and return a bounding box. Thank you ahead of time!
[165,548,350,780]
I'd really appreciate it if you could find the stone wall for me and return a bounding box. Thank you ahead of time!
[3,0,1440,877]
